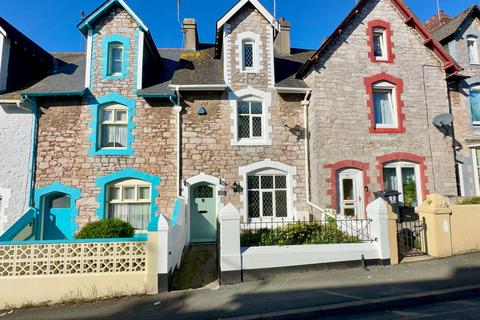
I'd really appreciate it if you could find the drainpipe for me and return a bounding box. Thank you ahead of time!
[174,87,183,197]
[302,90,336,219]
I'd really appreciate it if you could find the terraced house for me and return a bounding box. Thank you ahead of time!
[0,0,463,243]
[427,5,480,197]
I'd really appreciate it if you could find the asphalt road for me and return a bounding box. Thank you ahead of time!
[324,295,480,320]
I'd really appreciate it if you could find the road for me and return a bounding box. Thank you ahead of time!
[324,296,480,320]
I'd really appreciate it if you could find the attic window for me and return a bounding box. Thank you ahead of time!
[367,20,395,64]
[108,42,124,76]
[467,35,480,65]
[373,28,387,60]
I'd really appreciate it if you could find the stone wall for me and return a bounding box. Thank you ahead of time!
[305,0,457,209]
[445,16,480,196]
[0,105,34,234]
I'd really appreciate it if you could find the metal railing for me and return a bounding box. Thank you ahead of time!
[240,217,373,247]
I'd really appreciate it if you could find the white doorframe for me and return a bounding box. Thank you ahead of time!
[383,162,422,206]
[338,169,365,218]
[472,147,480,196]
[183,173,224,244]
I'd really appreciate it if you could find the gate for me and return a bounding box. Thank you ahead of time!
[397,217,428,260]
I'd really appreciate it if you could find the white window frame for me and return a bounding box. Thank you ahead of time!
[237,31,261,74]
[247,171,288,220]
[383,161,422,206]
[373,81,398,129]
[467,35,480,65]
[242,40,255,71]
[470,85,480,126]
[239,160,297,223]
[107,179,152,231]
[472,147,480,196]
[237,97,264,141]
[230,87,272,146]
[373,27,388,61]
[100,104,128,150]
[108,42,124,76]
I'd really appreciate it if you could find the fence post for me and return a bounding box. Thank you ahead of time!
[219,203,242,284]
[419,194,453,258]
[147,214,170,293]
[367,198,398,265]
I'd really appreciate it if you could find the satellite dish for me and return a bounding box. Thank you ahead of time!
[433,114,453,127]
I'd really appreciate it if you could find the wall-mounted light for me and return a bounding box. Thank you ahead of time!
[364,186,369,193]
[232,182,243,193]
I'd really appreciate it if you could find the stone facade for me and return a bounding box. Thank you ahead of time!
[443,15,480,196]
[34,8,178,230]
[305,0,457,211]
[0,105,34,234]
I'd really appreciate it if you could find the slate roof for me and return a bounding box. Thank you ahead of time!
[170,45,225,86]
[137,49,183,96]
[432,5,478,43]
[170,44,312,89]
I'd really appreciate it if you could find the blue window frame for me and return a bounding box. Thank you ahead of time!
[88,93,136,156]
[470,88,480,125]
[102,35,130,80]
[96,168,161,229]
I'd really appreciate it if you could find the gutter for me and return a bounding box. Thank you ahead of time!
[275,87,310,94]
[169,84,227,91]
[302,89,336,219]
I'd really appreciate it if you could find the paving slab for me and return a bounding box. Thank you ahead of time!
[3,252,480,320]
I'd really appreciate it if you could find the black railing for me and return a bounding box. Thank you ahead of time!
[240,218,373,247]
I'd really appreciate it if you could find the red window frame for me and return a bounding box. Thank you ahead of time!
[364,72,406,134]
[367,20,395,64]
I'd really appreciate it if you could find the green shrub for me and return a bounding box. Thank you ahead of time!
[75,219,135,239]
[241,221,361,247]
[456,197,480,205]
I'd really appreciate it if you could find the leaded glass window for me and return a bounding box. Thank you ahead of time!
[243,41,254,70]
[247,174,288,219]
[238,101,263,140]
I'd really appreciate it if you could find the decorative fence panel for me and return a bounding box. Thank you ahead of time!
[0,240,147,278]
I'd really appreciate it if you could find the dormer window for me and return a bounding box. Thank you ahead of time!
[367,20,395,64]
[108,42,123,76]
[467,35,480,64]
[373,28,387,60]
[242,40,255,71]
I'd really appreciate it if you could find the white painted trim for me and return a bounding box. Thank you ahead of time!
[239,159,297,221]
[223,24,232,86]
[229,86,272,146]
[337,169,365,218]
[457,162,465,197]
[136,30,144,90]
[85,29,93,88]
[472,147,480,196]
[216,0,278,31]
[0,27,6,37]
[275,87,310,93]
[170,84,227,91]
[0,188,11,235]
[268,25,275,88]
[183,173,225,244]
[236,31,261,74]
[383,161,422,206]
[79,0,149,32]
[0,33,10,93]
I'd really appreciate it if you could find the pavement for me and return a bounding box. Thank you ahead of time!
[3,252,480,320]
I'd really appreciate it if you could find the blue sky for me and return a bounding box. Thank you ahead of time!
[1,0,479,52]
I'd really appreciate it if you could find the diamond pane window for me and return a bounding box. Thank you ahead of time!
[247,173,288,219]
[237,100,263,140]
[243,42,254,69]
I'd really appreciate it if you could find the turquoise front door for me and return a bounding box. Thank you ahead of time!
[42,193,75,240]
[190,183,217,243]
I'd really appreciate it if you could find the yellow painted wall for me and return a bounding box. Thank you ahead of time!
[450,205,480,254]
[0,273,154,309]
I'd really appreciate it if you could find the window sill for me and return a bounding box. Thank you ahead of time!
[232,138,272,146]
[370,127,405,134]
[104,74,127,80]
[89,148,134,156]
[240,69,259,74]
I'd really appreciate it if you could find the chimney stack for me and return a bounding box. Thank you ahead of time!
[425,10,451,33]
[275,17,291,55]
[182,18,199,51]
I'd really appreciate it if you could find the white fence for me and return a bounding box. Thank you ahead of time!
[219,198,393,283]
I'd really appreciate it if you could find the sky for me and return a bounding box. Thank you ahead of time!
[1,0,480,52]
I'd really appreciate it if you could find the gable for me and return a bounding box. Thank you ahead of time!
[216,0,278,31]
[296,0,461,79]
[77,0,148,35]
